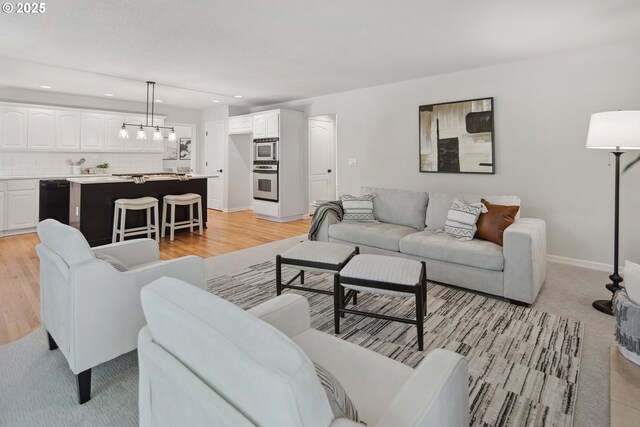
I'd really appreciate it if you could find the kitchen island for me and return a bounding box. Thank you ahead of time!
[68,175,208,246]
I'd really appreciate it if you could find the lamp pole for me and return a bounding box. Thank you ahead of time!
[592,150,624,315]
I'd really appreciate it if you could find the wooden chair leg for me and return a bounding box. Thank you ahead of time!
[77,369,92,404]
[197,199,203,235]
[189,203,194,233]
[47,331,58,350]
[154,204,160,242]
[119,208,127,242]
[170,203,176,241]
[146,207,152,238]
[161,201,167,238]
[112,206,119,243]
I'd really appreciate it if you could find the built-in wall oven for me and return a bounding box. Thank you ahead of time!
[254,138,278,161]
[253,162,279,202]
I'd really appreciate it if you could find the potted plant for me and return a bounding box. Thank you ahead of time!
[96,163,110,174]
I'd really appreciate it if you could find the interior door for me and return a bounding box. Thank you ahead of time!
[308,117,336,214]
[205,121,225,211]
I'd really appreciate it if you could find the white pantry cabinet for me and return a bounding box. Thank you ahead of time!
[80,113,104,150]
[5,180,38,231]
[265,112,279,138]
[252,114,266,138]
[28,109,55,150]
[55,111,81,150]
[0,106,28,150]
[228,115,253,134]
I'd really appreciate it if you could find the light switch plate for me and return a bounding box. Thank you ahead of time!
[348,158,357,166]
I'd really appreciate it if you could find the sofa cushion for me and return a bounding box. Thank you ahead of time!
[361,186,429,231]
[426,193,521,231]
[329,222,418,252]
[399,230,504,271]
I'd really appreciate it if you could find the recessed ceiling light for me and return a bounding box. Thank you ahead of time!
[212,100,220,103]
[156,100,163,103]
[234,95,243,98]
[104,93,114,97]
[40,85,52,89]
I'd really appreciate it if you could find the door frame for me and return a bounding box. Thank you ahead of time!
[205,120,226,211]
[307,114,337,214]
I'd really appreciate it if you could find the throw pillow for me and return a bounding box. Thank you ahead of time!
[624,260,640,305]
[341,194,376,222]
[94,251,129,272]
[475,199,520,246]
[444,198,486,241]
[314,362,361,423]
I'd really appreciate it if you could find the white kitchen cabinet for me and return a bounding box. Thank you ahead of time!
[124,115,146,151]
[80,113,104,150]
[0,185,5,232]
[252,114,266,138]
[228,115,253,134]
[0,106,28,150]
[145,117,164,152]
[5,180,38,231]
[104,114,126,151]
[28,109,55,150]
[55,111,81,150]
[265,112,279,138]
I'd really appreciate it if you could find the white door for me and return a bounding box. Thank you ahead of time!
[0,107,28,150]
[55,111,81,150]
[205,121,225,211]
[308,117,336,214]
[80,113,104,150]
[28,109,55,150]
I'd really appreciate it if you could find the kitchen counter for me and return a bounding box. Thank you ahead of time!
[0,174,218,181]
[66,174,217,184]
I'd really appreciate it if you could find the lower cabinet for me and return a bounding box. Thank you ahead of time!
[3,180,38,231]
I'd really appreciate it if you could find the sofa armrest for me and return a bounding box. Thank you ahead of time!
[503,218,547,304]
[93,238,160,268]
[248,294,311,338]
[375,349,469,427]
[315,210,341,242]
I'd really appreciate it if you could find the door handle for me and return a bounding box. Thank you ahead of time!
[216,169,223,173]
[327,169,332,173]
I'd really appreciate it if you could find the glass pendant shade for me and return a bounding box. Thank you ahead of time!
[153,126,162,141]
[168,127,177,141]
[136,125,147,140]
[119,124,129,139]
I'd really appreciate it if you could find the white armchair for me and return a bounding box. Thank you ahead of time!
[138,277,469,427]
[35,219,205,404]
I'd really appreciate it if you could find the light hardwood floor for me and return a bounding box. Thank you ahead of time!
[0,210,311,345]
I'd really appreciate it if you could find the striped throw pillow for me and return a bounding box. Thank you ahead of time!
[314,362,361,423]
[94,251,129,272]
[341,194,375,222]
[444,198,486,241]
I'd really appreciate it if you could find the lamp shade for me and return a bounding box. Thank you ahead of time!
[586,111,640,150]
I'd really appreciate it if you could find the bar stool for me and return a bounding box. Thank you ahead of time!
[112,197,160,243]
[161,193,203,241]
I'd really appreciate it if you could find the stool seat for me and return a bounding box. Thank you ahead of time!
[280,241,357,271]
[115,197,159,207]
[163,193,200,203]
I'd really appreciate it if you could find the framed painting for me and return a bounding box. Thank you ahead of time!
[163,138,177,160]
[419,97,494,174]
[179,137,192,160]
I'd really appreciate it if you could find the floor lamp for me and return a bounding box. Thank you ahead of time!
[586,111,640,315]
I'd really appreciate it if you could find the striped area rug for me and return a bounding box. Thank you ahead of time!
[207,261,583,427]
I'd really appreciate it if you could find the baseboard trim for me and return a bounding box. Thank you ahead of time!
[548,254,622,273]
[222,206,252,213]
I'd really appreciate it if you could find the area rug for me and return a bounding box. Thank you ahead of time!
[207,261,584,427]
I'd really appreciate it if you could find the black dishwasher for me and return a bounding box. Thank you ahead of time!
[39,180,70,224]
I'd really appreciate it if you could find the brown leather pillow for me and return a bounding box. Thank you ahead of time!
[476,199,520,246]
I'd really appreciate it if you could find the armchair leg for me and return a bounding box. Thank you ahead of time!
[77,369,92,404]
[47,331,58,350]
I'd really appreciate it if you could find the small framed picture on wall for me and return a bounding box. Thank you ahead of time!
[179,137,192,160]
[163,138,178,160]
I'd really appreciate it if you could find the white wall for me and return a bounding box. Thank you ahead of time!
[252,40,640,266]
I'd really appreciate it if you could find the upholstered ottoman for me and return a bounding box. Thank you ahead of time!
[337,254,427,350]
[276,241,359,297]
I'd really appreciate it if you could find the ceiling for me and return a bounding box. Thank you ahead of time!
[1,0,639,109]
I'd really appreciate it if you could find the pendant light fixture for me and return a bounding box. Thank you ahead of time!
[119,81,175,141]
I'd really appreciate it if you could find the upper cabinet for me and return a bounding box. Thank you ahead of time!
[146,117,164,152]
[253,114,266,138]
[28,109,55,150]
[0,106,28,150]
[55,111,81,150]
[124,115,146,151]
[80,113,104,150]
[265,112,279,138]
[228,115,253,134]
[104,114,126,151]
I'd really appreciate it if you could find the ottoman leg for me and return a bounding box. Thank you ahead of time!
[353,291,357,306]
[300,270,305,285]
[340,285,346,318]
[421,261,427,316]
[334,274,341,334]
[416,284,424,351]
[276,255,282,296]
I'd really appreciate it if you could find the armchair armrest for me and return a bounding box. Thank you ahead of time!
[248,294,311,338]
[123,256,205,289]
[375,349,469,427]
[503,218,547,304]
[93,238,160,268]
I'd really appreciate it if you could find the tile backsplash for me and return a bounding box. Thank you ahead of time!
[0,151,163,176]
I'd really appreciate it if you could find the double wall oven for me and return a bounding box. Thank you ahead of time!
[253,162,278,202]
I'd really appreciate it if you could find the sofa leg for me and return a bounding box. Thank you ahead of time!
[47,331,58,350]
[509,299,530,308]
[77,369,92,404]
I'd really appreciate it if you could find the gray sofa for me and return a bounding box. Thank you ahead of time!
[314,187,547,305]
